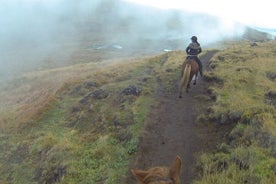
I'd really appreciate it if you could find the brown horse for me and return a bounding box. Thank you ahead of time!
[131,156,182,184]
[179,58,199,97]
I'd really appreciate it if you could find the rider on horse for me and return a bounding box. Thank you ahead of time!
[186,36,203,76]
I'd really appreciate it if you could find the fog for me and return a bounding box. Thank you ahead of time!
[0,0,246,81]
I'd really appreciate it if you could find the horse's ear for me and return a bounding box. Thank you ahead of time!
[170,156,182,183]
[131,169,148,183]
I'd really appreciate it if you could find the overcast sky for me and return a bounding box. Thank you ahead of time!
[0,0,274,81]
[124,0,276,30]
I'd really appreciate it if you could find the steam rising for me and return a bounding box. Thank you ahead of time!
[0,0,245,81]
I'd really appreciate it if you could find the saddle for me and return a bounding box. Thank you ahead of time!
[186,55,198,60]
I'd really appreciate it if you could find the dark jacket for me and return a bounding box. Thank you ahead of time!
[186,42,202,56]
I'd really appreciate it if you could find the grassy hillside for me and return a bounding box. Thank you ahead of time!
[0,40,275,183]
[243,27,274,41]
[0,51,186,183]
[195,40,276,183]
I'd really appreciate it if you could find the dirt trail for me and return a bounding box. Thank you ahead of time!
[125,51,231,184]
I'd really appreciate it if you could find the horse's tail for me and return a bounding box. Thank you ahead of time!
[182,64,191,90]
[179,64,191,97]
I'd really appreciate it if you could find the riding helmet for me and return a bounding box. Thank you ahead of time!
[191,36,198,42]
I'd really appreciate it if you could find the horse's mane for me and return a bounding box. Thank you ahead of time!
[143,167,172,183]
[132,156,182,184]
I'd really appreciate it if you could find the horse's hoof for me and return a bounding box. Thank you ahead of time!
[179,96,182,98]
[193,82,196,85]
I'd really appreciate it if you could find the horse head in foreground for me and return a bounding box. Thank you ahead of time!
[131,156,182,184]
[179,57,199,98]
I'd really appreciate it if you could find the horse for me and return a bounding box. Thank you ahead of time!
[131,156,182,184]
[179,57,199,98]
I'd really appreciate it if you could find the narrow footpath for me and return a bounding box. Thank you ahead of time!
[126,51,230,183]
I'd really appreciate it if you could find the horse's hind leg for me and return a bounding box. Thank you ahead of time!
[179,82,184,98]
[193,74,197,85]
[179,90,183,98]
[186,83,191,92]
[179,83,186,97]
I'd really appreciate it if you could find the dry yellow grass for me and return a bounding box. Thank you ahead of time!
[195,40,276,184]
[0,49,189,183]
[0,55,158,132]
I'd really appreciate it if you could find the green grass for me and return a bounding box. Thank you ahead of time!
[195,146,276,184]
[60,94,154,183]
[0,51,184,183]
[195,40,276,183]
[1,40,275,183]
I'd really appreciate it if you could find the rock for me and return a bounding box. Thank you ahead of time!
[83,81,97,89]
[217,55,225,61]
[71,106,81,113]
[69,85,83,96]
[266,91,276,99]
[250,42,258,47]
[122,85,142,96]
[92,89,109,99]
[258,132,276,157]
[266,72,276,81]
[228,111,242,122]
[79,89,108,104]
[265,90,276,106]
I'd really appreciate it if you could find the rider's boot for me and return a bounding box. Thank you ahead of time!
[196,58,203,77]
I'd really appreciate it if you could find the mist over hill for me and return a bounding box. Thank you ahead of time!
[0,0,270,81]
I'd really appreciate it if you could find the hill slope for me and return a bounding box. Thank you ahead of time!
[1,40,276,183]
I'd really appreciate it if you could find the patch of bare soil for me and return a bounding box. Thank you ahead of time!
[124,51,233,184]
